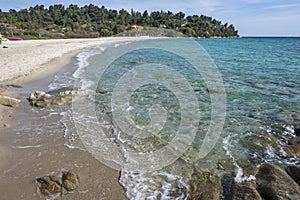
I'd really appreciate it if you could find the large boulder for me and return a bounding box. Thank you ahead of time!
[0,95,20,107]
[256,163,300,200]
[227,181,262,200]
[286,165,300,185]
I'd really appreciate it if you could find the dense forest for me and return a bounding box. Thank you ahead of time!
[0,4,239,39]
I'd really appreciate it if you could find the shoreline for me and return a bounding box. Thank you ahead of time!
[0,37,154,122]
[0,36,155,199]
[0,37,153,84]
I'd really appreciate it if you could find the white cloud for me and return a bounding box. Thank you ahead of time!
[264,3,300,9]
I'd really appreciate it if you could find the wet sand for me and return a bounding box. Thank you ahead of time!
[0,37,153,199]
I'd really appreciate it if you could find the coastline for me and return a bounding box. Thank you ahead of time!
[0,37,152,84]
[0,36,153,199]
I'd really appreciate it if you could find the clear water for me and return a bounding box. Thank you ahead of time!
[37,38,300,199]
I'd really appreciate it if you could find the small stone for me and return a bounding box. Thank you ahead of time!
[0,95,20,107]
[49,175,62,186]
[44,94,52,98]
[62,180,77,191]
[61,186,68,195]
[29,93,36,101]
[62,171,79,191]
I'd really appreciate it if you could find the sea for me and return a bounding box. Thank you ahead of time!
[15,37,300,199]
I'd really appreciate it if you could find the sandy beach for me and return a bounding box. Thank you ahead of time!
[0,37,151,83]
[0,36,152,200]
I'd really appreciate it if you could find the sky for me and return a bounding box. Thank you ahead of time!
[0,0,299,36]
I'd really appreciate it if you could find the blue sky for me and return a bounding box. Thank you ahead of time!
[0,0,299,36]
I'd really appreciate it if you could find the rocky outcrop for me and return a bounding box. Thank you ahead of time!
[36,171,79,198]
[256,163,300,200]
[286,165,300,185]
[0,95,20,107]
[227,181,261,200]
[29,90,84,108]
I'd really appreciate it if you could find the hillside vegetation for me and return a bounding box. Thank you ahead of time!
[0,4,239,39]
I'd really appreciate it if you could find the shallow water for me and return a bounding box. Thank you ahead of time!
[7,38,300,199]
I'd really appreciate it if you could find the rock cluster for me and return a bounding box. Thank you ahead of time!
[36,171,79,198]
[29,90,85,108]
[189,163,300,200]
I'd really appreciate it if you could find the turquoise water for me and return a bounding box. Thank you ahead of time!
[60,37,300,199]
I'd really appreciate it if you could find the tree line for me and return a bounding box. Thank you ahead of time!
[0,4,239,39]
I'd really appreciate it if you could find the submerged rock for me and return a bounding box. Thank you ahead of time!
[284,143,300,157]
[36,171,79,198]
[286,165,300,185]
[256,163,300,200]
[228,181,261,200]
[189,171,220,200]
[0,95,20,107]
[29,90,85,108]
[294,124,300,137]
[288,137,300,145]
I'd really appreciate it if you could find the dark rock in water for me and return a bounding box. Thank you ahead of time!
[29,90,85,108]
[284,143,300,157]
[0,95,20,107]
[286,165,300,185]
[62,171,79,191]
[36,176,61,197]
[189,171,220,200]
[256,163,300,200]
[36,171,79,198]
[288,137,300,145]
[6,84,22,88]
[221,173,234,200]
[294,124,300,137]
[228,181,262,200]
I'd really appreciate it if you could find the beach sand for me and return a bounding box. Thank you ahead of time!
[0,37,152,199]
